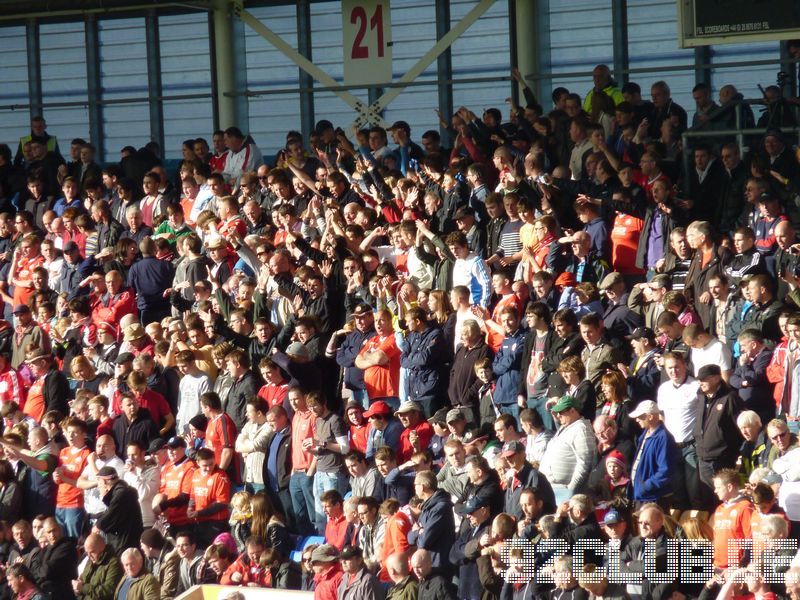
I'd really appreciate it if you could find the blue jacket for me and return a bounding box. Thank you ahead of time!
[492,329,525,406]
[127,256,175,311]
[401,326,446,400]
[335,328,375,392]
[408,489,455,574]
[631,423,677,502]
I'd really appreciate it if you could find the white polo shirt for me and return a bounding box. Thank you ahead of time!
[691,338,732,376]
[657,377,702,444]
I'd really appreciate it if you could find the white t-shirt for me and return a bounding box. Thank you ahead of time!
[691,338,732,376]
[657,377,702,443]
[82,455,125,517]
[177,372,211,435]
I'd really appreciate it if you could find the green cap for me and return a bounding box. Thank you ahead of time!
[551,395,577,414]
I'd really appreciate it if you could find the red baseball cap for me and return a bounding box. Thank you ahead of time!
[363,401,392,419]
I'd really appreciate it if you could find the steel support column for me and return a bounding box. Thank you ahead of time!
[611,0,629,85]
[296,0,314,141]
[780,41,797,98]
[145,11,165,150]
[212,0,238,129]
[518,0,549,104]
[84,14,105,159]
[694,46,711,84]
[508,0,549,107]
[26,19,43,120]
[435,0,453,146]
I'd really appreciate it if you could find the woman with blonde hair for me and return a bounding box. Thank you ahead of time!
[70,355,102,394]
[427,289,455,353]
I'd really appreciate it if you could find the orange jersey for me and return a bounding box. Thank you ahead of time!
[487,294,523,352]
[379,510,413,582]
[56,446,91,508]
[159,457,196,526]
[713,497,753,568]
[12,255,45,306]
[360,334,401,399]
[190,468,231,522]
[23,378,45,422]
[205,413,236,467]
[291,409,316,471]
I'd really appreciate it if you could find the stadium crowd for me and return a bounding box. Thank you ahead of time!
[2,62,800,600]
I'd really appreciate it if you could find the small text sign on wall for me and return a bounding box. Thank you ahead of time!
[342,0,392,86]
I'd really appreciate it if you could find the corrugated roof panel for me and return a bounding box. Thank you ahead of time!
[99,17,150,161]
[0,25,32,148]
[39,21,90,144]
[160,13,214,159]
[244,4,301,155]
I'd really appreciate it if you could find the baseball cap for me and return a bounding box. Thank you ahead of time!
[97,321,118,337]
[12,304,30,315]
[147,438,167,454]
[446,409,465,423]
[501,440,525,457]
[96,466,119,480]
[363,401,392,419]
[351,303,373,316]
[395,401,423,416]
[456,495,491,516]
[601,508,622,526]
[310,543,339,563]
[166,436,187,449]
[339,545,363,560]
[697,364,722,380]
[63,240,79,253]
[629,400,660,419]
[428,408,449,426]
[550,395,577,414]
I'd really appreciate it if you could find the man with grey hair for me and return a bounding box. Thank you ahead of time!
[684,220,732,329]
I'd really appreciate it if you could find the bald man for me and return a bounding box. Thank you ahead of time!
[411,549,456,600]
[386,553,418,600]
[72,533,123,600]
[77,434,125,522]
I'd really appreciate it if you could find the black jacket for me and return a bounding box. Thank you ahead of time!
[262,428,292,492]
[418,572,458,600]
[695,383,744,466]
[619,532,673,600]
[448,342,492,410]
[111,408,159,458]
[97,480,144,552]
[35,535,79,600]
[226,371,261,430]
[42,368,70,416]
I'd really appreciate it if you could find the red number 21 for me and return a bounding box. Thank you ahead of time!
[351,4,385,59]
